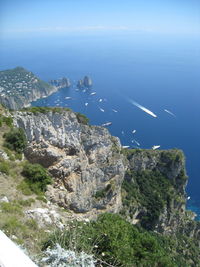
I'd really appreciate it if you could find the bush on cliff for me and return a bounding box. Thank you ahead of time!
[42,213,174,267]
[21,162,52,194]
[3,128,27,153]
[75,112,89,125]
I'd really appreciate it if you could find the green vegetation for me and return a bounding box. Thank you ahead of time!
[0,202,23,215]
[0,115,13,127]
[21,106,71,114]
[3,127,27,154]
[42,213,200,267]
[75,112,89,125]
[94,184,112,199]
[0,159,10,175]
[21,162,52,195]
[122,169,175,229]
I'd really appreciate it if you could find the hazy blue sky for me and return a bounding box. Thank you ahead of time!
[1,0,200,38]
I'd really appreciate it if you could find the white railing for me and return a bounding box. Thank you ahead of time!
[0,230,37,267]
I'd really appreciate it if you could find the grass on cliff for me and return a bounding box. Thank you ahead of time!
[42,213,175,267]
[21,106,71,114]
[42,213,200,267]
[19,162,52,195]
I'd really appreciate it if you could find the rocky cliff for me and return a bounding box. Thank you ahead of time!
[0,67,58,110]
[13,108,125,216]
[12,107,199,237]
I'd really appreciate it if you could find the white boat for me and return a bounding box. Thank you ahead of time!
[90,92,96,95]
[133,139,140,146]
[112,109,118,113]
[132,130,136,134]
[152,145,160,150]
[122,145,130,148]
[65,96,72,100]
[85,102,88,106]
[99,108,105,112]
[101,122,112,127]
[99,98,103,102]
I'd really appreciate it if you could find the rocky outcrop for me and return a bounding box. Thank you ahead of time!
[13,110,125,215]
[83,76,92,88]
[25,208,64,229]
[77,76,92,89]
[50,77,71,89]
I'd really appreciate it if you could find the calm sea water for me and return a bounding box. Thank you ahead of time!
[1,33,200,218]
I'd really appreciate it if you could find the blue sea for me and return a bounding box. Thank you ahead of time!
[0,32,200,219]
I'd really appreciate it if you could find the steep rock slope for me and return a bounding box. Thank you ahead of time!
[13,109,125,215]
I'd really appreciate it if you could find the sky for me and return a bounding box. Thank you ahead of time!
[0,0,200,38]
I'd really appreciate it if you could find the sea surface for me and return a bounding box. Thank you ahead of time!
[0,32,200,219]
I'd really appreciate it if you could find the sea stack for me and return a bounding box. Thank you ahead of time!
[83,76,92,88]
[77,79,84,89]
[61,77,71,88]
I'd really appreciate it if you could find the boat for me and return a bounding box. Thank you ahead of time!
[122,145,130,148]
[132,130,136,134]
[112,109,118,113]
[90,92,96,96]
[99,108,105,112]
[85,102,88,106]
[101,122,112,127]
[64,96,72,100]
[99,98,103,102]
[133,139,140,146]
[152,145,160,150]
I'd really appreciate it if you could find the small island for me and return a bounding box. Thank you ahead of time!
[49,77,71,89]
[77,75,93,89]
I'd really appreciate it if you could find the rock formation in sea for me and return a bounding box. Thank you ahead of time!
[77,79,84,89]
[50,77,71,88]
[83,76,92,88]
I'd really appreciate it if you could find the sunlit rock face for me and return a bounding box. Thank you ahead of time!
[13,110,125,216]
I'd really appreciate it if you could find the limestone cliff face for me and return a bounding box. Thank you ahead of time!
[13,110,125,215]
[0,86,58,110]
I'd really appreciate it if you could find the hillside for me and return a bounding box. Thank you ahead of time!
[0,105,199,266]
[0,67,57,110]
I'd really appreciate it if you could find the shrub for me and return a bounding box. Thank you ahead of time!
[3,128,27,153]
[0,160,10,175]
[2,116,13,127]
[21,106,71,114]
[42,213,175,267]
[122,170,174,229]
[76,112,89,125]
[21,162,52,194]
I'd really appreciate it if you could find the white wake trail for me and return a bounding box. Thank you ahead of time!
[129,99,157,118]
[164,109,176,117]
